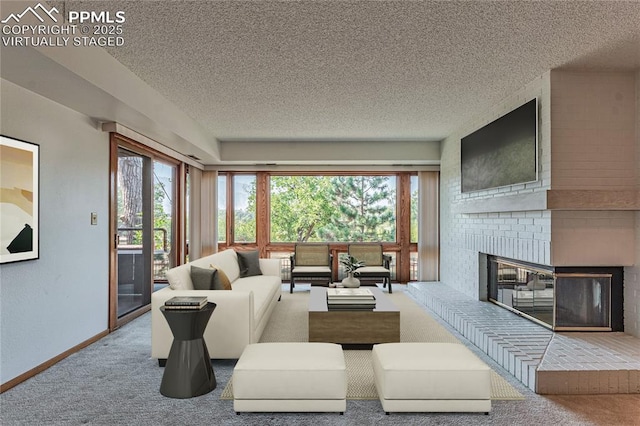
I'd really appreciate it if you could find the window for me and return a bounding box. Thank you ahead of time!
[270,175,329,242]
[153,161,175,279]
[410,175,418,243]
[270,175,396,242]
[217,174,226,243]
[216,170,435,283]
[233,174,256,243]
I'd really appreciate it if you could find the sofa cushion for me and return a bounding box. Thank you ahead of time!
[166,265,194,290]
[210,265,232,290]
[193,249,240,283]
[233,275,281,321]
[191,266,218,290]
[237,250,263,278]
[167,249,241,290]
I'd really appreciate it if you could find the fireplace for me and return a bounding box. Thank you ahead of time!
[487,256,623,331]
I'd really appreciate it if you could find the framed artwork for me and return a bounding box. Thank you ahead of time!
[1,135,39,264]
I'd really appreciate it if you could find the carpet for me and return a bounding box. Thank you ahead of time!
[221,289,524,401]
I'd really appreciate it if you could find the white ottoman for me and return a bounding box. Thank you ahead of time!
[372,342,491,414]
[233,342,347,413]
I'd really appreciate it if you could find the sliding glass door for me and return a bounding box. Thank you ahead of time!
[110,134,183,329]
[152,161,176,283]
[116,147,153,318]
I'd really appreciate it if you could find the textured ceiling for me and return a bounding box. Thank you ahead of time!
[67,0,640,143]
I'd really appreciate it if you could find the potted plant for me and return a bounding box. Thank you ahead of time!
[340,255,365,288]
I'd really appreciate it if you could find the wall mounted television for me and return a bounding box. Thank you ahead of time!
[461,98,538,193]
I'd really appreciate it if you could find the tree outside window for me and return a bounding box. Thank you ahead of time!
[217,174,226,243]
[233,175,256,243]
[269,175,396,242]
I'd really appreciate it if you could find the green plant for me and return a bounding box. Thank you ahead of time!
[340,255,365,275]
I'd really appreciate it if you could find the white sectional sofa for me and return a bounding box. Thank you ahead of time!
[151,249,282,363]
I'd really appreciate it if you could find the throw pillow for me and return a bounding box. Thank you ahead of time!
[210,265,232,290]
[190,266,217,290]
[236,250,263,278]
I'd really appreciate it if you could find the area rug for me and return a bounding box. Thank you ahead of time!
[221,289,524,401]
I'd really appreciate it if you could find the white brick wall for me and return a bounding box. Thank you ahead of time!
[440,72,552,298]
[440,70,640,337]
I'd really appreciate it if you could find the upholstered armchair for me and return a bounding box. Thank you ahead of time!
[290,244,333,293]
[347,244,392,293]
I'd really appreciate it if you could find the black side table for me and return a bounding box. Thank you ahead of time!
[160,302,217,398]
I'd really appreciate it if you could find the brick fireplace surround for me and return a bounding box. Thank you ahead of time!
[435,70,640,394]
[409,283,640,394]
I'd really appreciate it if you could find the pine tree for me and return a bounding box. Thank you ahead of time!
[320,176,395,242]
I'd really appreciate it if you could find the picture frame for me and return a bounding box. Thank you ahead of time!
[1,135,40,264]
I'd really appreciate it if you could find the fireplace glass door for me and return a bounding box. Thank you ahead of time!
[488,256,617,331]
[490,259,554,327]
[555,273,611,330]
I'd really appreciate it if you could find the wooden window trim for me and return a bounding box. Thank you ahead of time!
[109,133,187,331]
[218,171,422,283]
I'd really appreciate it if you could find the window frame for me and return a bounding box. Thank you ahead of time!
[268,174,398,244]
[217,171,419,282]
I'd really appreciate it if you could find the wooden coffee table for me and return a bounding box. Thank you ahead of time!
[308,287,400,346]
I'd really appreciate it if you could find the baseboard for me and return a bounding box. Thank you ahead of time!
[0,329,109,393]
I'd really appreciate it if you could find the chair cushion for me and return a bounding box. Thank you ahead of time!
[357,266,390,275]
[292,266,332,274]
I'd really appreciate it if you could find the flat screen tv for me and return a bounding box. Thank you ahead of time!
[461,98,538,193]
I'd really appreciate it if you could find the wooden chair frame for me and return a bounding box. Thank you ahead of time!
[290,243,333,293]
[348,243,392,293]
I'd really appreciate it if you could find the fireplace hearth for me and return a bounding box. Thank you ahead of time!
[487,256,623,331]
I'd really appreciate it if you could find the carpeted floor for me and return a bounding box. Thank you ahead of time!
[2,285,638,425]
[220,291,523,400]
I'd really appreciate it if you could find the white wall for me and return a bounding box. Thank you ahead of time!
[219,139,441,165]
[0,80,110,384]
[624,70,640,338]
[549,71,636,267]
[550,71,636,191]
[440,72,552,298]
